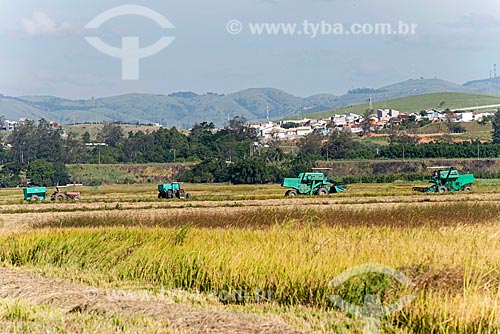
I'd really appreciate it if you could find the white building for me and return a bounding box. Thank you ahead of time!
[377,109,400,122]
[458,112,474,122]
[257,122,276,138]
[331,113,363,129]
[2,120,18,131]
[350,126,363,134]
[284,126,314,139]
[424,109,445,121]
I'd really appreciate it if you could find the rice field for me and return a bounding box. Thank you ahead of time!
[1,181,500,333]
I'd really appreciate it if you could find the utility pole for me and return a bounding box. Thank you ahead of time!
[278,95,282,120]
[490,70,493,95]
[297,97,301,118]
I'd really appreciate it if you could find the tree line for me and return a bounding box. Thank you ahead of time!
[1,110,500,186]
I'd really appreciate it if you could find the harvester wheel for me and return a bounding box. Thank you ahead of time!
[30,195,40,202]
[464,186,472,192]
[437,186,448,193]
[56,193,66,201]
[166,190,174,199]
[158,193,163,199]
[317,188,329,196]
[285,190,298,197]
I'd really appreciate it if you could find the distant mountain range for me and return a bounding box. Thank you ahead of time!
[1,77,500,127]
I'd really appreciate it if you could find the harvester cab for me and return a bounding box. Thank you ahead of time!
[413,166,475,193]
[282,172,347,197]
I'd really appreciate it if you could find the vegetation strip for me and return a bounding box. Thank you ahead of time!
[4,192,500,215]
[27,202,500,229]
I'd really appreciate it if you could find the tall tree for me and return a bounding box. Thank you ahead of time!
[97,123,124,147]
[298,133,323,158]
[228,117,256,141]
[62,133,87,164]
[321,131,355,159]
[493,108,500,144]
[0,163,22,188]
[8,119,63,164]
[81,131,91,143]
[360,109,374,136]
[26,160,55,186]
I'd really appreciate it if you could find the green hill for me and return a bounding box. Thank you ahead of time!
[304,92,500,119]
[2,77,500,127]
[0,90,339,127]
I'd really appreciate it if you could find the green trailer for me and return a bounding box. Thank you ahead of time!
[413,167,475,193]
[158,183,192,199]
[23,187,47,201]
[282,172,347,197]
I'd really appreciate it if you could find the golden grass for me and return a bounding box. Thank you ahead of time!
[2,220,500,333]
[30,202,500,229]
[2,182,500,332]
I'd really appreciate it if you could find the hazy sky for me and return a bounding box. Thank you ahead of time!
[1,0,500,98]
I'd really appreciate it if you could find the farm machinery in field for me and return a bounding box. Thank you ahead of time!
[158,183,192,199]
[23,187,81,201]
[282,172,347,197]
[50,189,81,201]
[412,166,475,193]
[23,187,47,201]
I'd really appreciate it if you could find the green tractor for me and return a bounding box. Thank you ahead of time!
[282,172,347,197]
[413,166,475,193]
[23,187,47,201]
[158,183,192,199]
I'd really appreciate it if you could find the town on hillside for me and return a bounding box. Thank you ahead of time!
[253,107,496,142]
[1,104,498,145]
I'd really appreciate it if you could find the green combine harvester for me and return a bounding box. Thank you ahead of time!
[282,172,347,197]
[413,166,475,193]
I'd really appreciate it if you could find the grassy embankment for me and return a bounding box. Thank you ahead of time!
[64,158,500,187]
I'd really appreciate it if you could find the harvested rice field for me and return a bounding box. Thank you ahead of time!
[1,181,500,333]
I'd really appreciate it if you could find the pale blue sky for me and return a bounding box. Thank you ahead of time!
[1,0,500,98]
